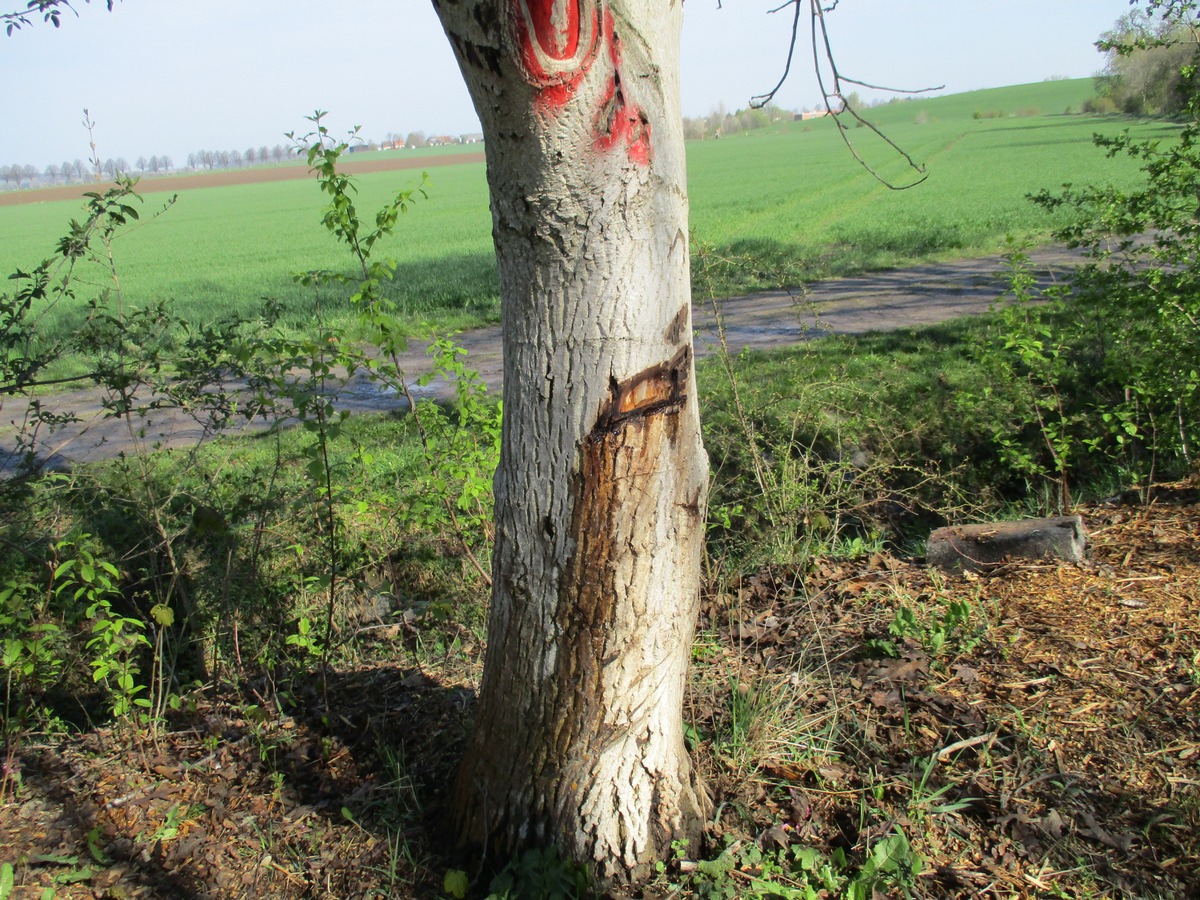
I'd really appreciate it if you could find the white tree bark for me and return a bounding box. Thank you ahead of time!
[431,0,709,882]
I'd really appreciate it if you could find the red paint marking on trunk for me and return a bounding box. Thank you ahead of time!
[527,0,579,60]
[626,127,651,166]
[592,11,651,166]
[604,8,620,67]
[507,0,651,162]
[536,83,575,113]
[509,0,599,111]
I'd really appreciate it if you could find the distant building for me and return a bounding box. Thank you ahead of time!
[459,133,484,144]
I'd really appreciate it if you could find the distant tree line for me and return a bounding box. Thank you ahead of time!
[0,154,175,190]
[681,102,792,141]
[186,145,291,170]
[0,163,40,187]
[1092,7,1200,115]
[1,124,477,192]
[179,133,434,168]
[133,154,174,174]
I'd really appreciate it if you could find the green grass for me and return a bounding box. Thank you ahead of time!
[696,315,995,564]
[0,158,498,346]
[0,79,1178,341]
[686,80,1178,294]
[694,301,1130,562]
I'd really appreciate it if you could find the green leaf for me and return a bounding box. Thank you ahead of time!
[444,869,470,899]
[86,827,113,865]
[54,865,96,884]
[33,854,79,866]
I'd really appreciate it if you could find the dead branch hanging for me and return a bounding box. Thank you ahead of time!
[751,0,943,190]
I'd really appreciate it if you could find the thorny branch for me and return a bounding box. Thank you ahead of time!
[752,0,941,190]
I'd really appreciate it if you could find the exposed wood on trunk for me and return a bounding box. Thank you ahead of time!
[432,0,708,884]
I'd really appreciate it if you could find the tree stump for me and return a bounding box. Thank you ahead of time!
[927,515,1086,573]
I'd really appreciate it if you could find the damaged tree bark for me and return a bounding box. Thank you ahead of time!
[431,0,709,884]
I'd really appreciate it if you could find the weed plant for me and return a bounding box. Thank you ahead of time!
[696,315,992,569]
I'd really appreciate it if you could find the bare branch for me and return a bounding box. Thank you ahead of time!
[837,74,944,95]
[751,0,941,190]
[749,0,804,109]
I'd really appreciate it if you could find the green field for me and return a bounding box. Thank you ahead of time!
[686,79,1175,291]
[0,78,1177,341]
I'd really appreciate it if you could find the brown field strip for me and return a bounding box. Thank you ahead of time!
[0,151,486,207]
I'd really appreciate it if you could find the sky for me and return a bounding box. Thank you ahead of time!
[1,0,1134,169]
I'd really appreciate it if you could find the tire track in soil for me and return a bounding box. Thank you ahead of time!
[1,246,1082,470]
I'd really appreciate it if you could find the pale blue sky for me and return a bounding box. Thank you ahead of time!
[1,0,1131,167]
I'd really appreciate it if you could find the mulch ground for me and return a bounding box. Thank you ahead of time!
[2,484,1197,898]
[691,481,1200,898]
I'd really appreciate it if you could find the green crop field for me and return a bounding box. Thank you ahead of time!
[0,157,497,345]
[0,78,1178,341]
[685,78,1177,292]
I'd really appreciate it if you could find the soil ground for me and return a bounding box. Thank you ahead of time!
[2,483,1196,898]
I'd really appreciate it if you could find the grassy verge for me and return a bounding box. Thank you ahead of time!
[698,311,1137,574]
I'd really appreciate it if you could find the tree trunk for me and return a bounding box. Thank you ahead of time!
[432,0,709,883]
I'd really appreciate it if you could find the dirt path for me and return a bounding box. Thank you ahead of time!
[2,246,1081,469]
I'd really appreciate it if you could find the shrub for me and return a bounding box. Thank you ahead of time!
[1082,95,1118,114]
